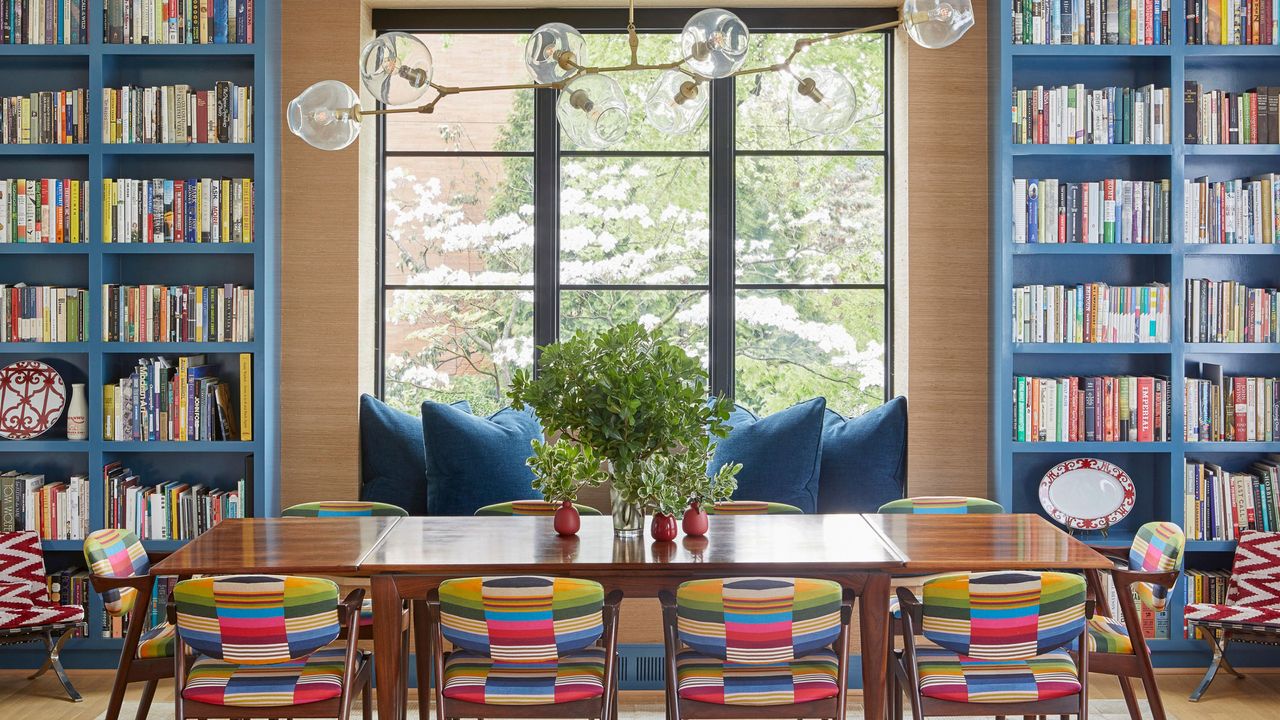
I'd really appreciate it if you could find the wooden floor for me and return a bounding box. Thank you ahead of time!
[3,671,1280,720]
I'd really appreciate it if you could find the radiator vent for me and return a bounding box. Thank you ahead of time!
[618,644,666,690]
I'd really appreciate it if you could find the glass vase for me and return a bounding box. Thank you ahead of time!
[610,487,644,537]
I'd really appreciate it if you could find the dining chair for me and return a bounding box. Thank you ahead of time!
[705,500,803,514]
[474,500,603,516]
[0,531,87,701]
[169,574,371,720]
[877,496,1005,514]
[83,528,176,720]
[280,500,409,517]
[1082,521,1185,720]
[423,575,623,720]
[658,577,853,720]
[892,570,1092,719]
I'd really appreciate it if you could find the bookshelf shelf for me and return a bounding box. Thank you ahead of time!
[102,44,256,56]
[101,341,257,353]
[0,440,91,453]
[992,0,1280,665]
[102,441,256,453]
[100,144,257,155]
[101,243,257,254]
[0,45,92,56]
[0,244,92,254]
[0,145,90,156]
[0,342,90,353]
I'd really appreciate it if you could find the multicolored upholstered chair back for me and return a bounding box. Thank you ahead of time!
[280,501,408,517]
[474,500,603,516]
[676,577,842,664]
[173,575,341,665]
[83,528,150,616]
[921,571,1087,661]
[705,501,803,515]
[438,576,605,663]
[1127,521,1186,610]
[878,496,1005,514]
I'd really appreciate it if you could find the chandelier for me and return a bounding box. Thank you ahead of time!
[288,0,974,151]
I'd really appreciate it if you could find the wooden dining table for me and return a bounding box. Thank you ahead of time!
[151,512,1112,720]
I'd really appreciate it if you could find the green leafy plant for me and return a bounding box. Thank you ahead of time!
[633,438,742,516]
[527,440,608,504]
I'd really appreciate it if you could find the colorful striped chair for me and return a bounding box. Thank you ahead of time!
[891,571,1091,718]
[280,500,409,517]
[705,500,803,515]
[169,574,370,720]
[877,496,1005,514]
[659,577,853,720]
[83,529,175,720]
[474,500,603,516]
[1082,521,1185,720]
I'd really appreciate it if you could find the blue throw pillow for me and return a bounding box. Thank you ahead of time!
[422,400,543,516]
[817,396,908,513]
[359,394,430,515]
[709,398,826,513]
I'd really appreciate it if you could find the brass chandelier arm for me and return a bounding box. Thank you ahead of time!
[729,17,905,78]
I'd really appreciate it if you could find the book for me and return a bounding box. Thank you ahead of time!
[102,82,253,144]
[0,284,90,342]
[104,462,247,540]
[1185,278,1280,342]
[1186,369,1280,441]
[1186,0,1278,42]
[1185,457,1280,540]
[0,88,88,144]
[1013,84,1171,144]
[0,178,89,243]
[0,470,88,538]
[1185,84,1280,143]
[1184,175,1279,244]
[1013,0,1171,43]
[1012,283,1171,343]
[0,0,87,43]
[103,177,253,243]
[106,356,250,442]
[102,0,252,44]
[100,283,254,343]
[1013,178,1170,244]
[1015,375,1170,442]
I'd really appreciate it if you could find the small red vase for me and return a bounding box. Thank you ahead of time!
[682,501,709,537]
[553,501,581,536]
[651,513,679,542]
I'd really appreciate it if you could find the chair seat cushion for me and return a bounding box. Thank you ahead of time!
[183,645,347,707]
[441,648,606,706]
[915,648,1081,704]
[706,501,803,515]
[1084,616,1133,654]
[675,648,840,706]
[1185,602,1280,630]
[137,622,177,659]
[0,601,84,630]
[359,598,374,626]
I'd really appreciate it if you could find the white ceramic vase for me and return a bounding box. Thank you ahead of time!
[66,382,88,441]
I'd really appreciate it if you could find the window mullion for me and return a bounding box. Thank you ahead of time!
[533,87,560,371]
[708,76,735,399]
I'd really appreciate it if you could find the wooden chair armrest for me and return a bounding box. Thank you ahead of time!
[1110,567,1180,594]
[88,573,154,594]
[339,588,365,630]
[658,589,677,610]
[1086,544,1131,561]
[895,586,923,625]
[603,589,624,609]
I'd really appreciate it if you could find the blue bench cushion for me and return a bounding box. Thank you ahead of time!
[422,400,543,516]
[817,396,908,513]
[359,394,429,515]
[710,398,826,513]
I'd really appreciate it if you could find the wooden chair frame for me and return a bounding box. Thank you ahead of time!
[86,571,178,720]
[423,587,623,720]
[891,586,1093,720]
[1084,544,1181,720]
[658,587,854,720]
[168,588,372,720]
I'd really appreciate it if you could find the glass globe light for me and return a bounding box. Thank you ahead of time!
[557,74,629,149]
[903,0,975,49]
[790,68,858,136]
[680,8,750,79]
[360,32,434,106]
[525,22,587,83]
[643,71,708,135]
[287,80,362,151]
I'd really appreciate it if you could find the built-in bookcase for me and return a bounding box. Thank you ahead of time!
[0,1,277,668]
[992,0,1280,666]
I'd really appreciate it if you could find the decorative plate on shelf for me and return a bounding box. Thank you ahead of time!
[1039,457,1136,530]
[0,361,67,440]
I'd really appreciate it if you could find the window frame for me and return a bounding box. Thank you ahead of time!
[374,7,896,407]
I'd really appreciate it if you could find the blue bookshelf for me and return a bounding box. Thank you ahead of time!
[991,1,1280,667]
[0,1,278,668]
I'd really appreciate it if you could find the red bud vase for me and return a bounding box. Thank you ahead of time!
[553,501,581,536]
[651,513,679,542]
[682,501,709,537]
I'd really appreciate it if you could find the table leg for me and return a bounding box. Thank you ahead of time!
[373,574,405,720]
[859,572,891,720]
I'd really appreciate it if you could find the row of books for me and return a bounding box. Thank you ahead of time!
[0,0,87,43]
[104,460,247,540]
[101,283,254,343]
[0,471,89,539]
[1184,83,1280,144]
[1183,570,1231,637]
[48,568,89,636]
[103,177,254,244]
[1185,365,1280,441]
[1011,0,1171,45]
[1185,175,1279,245]
[0,89,90,144]
[1014,375,1171,442]
[105,0,253,44]
[103,575,175,639]
[1184,457,1280,540]
[1011,283,1171,343]
[1186,0,1279,44]
[1185,278,1280,343]
[103,82,253,145]
[103,354,251,442]
[0,178,90,244]
[1012,85,1172,145]
[1011,178,1170,244]
[1,285,91,342]
[1103,575,1171,640]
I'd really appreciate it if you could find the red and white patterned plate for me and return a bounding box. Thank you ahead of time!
[1039,457,1136,530]
[0,361,67,440]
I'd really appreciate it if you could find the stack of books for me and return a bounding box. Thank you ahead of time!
[1186,0,1278,44]
[1011,283,1171,343]
[0,89,89,144]
[1012,85,1172,144]
[103,177,254,244]
[103,82,253,144]
[104,354,252,442]
[46,568,89,636]
[1184,83,1280,144]
[1185,279,1279,343]
[1011,0,1171,44]
[0,471,90,539]
[1183,569,1232,637]
[1184,457,1280,540]
[1014,375,1171,442]
[101,283,255,343]
[1184,175,1279,245]
[0,0,89,44]
[1012,178,1170,244]
[102,575,176,639]
[104,0,254,44]
[0,285,91,342]
[0,179,90,244]
[103,460,248,540]
[1185,363,1280,441]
